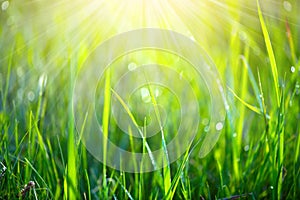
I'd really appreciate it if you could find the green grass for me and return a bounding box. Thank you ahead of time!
[0,0,299,199]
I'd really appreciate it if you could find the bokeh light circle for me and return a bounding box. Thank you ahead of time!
[73,28,227,172]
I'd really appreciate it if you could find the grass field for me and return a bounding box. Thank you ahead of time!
[0,0,299,199]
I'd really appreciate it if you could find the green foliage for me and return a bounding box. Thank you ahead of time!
[0,0,299,199]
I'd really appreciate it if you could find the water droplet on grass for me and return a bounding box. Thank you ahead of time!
[179,71,183,80]
[140,87,151,103]
[1,1,9,11]
[215,122,223,131]
[154,88,160,97]
[290,66,295,73]
[38,73,48,95]
[239,31,247,41]
[244,145,249,151]
[27,91,35,102]
[225,104,230,110]
[283,1,292,12]
[17,67,24,77]
[128,62,137,71]
[204,126,210,132]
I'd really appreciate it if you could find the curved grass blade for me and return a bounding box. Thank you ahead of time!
[240,56,263,112]
[257,0,280,107]
[111,88,158,170]
[145,81,171,195]
[227,87,262,115]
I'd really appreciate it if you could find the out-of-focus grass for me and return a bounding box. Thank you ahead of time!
[0,0,299,199]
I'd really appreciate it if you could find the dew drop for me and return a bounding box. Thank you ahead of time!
[204,126,210,132]
[233,133,237,138]
[17,67,24,77]
[154,88,160,97]
[290,66,295,73]
[283,1,292,12]
[38,73,48,95]
[27,91,35,102]
[140,87,151,103]
[1,1,9,11]
[225,104,230,110]
[270,185,274,190]
[128,62,137,71]
[239,31,247,41]
[106,178,115,185]
[244,145,250,151]
[215,122,223,131]
[179,71,183,80]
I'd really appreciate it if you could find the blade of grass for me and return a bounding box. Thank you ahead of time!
[146,83,171,195]
[293,127,300,199]
[111,88,157,170]
[63,165,68,200]
[46,139,61,200]
[116,175,134,200]
[257,0,280,107]
[128,125,139,199]
[24,158,53,197]
[33,117,49,159]
[257,69,269,124]
[285,19,297,65]
[227,87,262,115]
[102,68,111,197]
[232,46,250,184]
[57,135,65,168]
[85,169,91,200]
[275,90,285,200]
[3,44,14,110]
[165,142,192,199]
[67,58,77,200]
[25,111,34,182]
[240,56,263,112]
